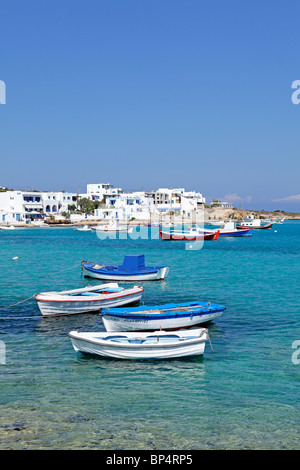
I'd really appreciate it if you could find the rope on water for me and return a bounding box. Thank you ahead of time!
[0,315,40,319]
[42,335,70,350]
[207,332,214,352]
[0,263,82,312]
[0,294,37,311]
[47,262,82,277]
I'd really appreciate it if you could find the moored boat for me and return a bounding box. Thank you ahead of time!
[200,221,253,237]
[159,228,220,241]
[236,222,272,230]
[91,221,134,233]
[74,225,92,231]
[1,225,16,230]
[236,213,272,229]
[143,222,160,227]
[69,328,209,360]
[81,255,170,281]
[101,301,225,332]
[35,283,144,317]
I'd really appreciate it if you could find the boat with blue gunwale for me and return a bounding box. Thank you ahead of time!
[101,301,226,332]
[81,255,170,281]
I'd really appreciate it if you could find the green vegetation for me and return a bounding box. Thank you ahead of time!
[77,197,102,215]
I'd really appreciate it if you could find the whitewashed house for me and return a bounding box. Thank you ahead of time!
[42,192,77,215]
[94,192,154,221]
[86,183,123,202]
[153,188,205,214]
[0,190,44,223]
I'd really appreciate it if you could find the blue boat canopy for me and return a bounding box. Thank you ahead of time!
[120,255,146,272]
[82,255,169,276]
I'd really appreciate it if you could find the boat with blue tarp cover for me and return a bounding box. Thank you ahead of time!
[101,301,226,331]
[81,255,170,281]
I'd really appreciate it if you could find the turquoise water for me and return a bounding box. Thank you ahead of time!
[0,222,299,449]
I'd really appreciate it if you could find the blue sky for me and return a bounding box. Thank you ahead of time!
[1,0,300,211]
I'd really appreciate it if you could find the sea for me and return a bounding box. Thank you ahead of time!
[0,221,299,450]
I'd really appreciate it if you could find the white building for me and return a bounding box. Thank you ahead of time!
[0,190,78,224]
[152,187,205,213]
[95,192,155,221]
[86,183,122,201]
[210,200,233,208]
[0,190,44,223]
[42,192,77,215]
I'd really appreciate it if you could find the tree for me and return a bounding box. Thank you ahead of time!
[77,197,96,215]
[77,198,102,215]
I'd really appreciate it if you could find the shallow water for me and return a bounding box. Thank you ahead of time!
[0,222,299,449]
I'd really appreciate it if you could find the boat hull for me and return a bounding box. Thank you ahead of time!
[159,230,218,241]
[236,223,272,230]
[69,329,208,360]
[218,228,253,237]
[35,287,143,317]
[101,302,225,332]
[91,226,134,233]
[82,264,170,281]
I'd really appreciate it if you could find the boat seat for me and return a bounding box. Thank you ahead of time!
[104,335,129,342]
[79,292,99,296]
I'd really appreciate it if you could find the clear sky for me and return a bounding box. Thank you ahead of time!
[1,0,300,211]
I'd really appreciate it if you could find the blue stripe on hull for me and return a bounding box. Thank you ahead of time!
[218,230,252,237]
[101,302,226,320]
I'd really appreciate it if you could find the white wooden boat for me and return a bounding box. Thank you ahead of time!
[91,221,134,233]
[236,213,272,229]
[206,219,225,226]
[198,221,253,237]
[35,283,143,317]
[101,301,225,331]
[1,225,16,230]
[265,216,285,224]
[69,328,209,360]
[74,225,92,231]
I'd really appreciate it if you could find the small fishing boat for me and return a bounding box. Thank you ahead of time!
[1,225,16,230]
[101,301,225,332]
[236,221,272,230]
[206,219,225,226]
[199,221,253,237]
[69,328,209,360]
[159,227,220,241]
[74,225,92,231]
[143,222,160,227]
[35,283,144,317]
[81,255,170,281]
[91,221,134,233]
[265,216,285,224]
[236,213,272,230]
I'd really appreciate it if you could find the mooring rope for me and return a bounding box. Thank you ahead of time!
[47,262,82,277]
[0,262,82,315]
[207,332,214,352]
[0,294,37,311]
[42,335,70,350]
